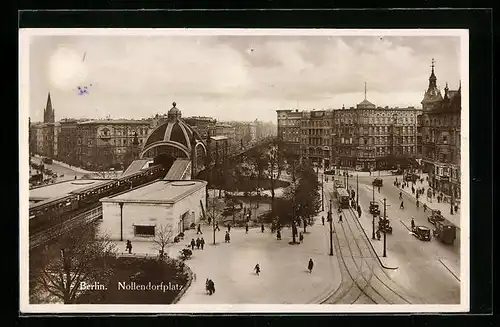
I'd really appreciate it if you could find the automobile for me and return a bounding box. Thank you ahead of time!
[372,178,383,187]
[42,157,53,164]
[427,210,445,225]
[369,201,380,215]
[412,225,431,241]
[378,217,393,234]
[391,169,403,175]
[433,220,457,245]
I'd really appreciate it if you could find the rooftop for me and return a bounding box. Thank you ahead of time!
[29,179,111,202]
[102,180,207,204]
[78,120,150,125]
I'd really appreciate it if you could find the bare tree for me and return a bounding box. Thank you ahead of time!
[33,222,117,304]
[152,225,174,258]
[206,196,225,245]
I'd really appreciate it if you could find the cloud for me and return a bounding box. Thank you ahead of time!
[28,34,461,123]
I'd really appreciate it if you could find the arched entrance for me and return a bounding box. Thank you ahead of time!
[153,153,176,171]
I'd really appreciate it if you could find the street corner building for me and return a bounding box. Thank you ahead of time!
[98,179,208,242]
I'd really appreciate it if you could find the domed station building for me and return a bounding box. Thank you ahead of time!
[140,102,208,180]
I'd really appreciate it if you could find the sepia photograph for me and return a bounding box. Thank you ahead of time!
[19,28,469,313]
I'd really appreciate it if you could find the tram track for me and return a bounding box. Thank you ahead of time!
[321,190,415,304]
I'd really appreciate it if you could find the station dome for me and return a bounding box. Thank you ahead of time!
[141,102,206,159]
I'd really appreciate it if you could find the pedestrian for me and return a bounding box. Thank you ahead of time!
[197,224,203,235]
[227,224,231,232]
[215,222,220,231]
[376,229,381,240]
[208,217,212,225]
[276,229,281,240]
[190,238,196,250]
[423,203,427,212]
[416,192,419,200]
[205,278,210,295]
[416,200,420,209]
[322,216,325,225]
[308,258,314,273]
[399,192,402,200]
[261,223,265,233]
[400,201,404,210]
[299,232,304,243]
[378,186,381,193]
[196,237,201,249]
[200,237,205,250]
[254,263,260,276]
[339,214,343,222]
[358,208,362,218]
[208,279,215,295]
[126,240,132,254]
[411,218,415,230]
[245,223,249,234]
[225,231,230,243]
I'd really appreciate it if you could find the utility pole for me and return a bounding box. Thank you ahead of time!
[321,174,324,211]
[212,197,216,245]
[383,197,387,257]
[119,202,124,241]
[356,174,359,208]
[372,214,376,240]
[328,199,333,256]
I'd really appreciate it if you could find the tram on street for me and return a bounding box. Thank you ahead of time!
[335,187,350,209]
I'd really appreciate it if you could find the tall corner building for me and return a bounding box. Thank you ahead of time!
[419,59,461,199]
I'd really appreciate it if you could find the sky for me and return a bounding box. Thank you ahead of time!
[27,32,462,123]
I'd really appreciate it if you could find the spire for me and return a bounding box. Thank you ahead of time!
[364,82,367,100]
[444,82,449,99]
[43,92,55,123]
[428,58,437,89]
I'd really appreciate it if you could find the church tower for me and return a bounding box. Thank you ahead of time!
[43,92,55,123]
[421,58,443,111]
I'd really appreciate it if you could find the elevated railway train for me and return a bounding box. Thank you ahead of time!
[29,164,167,234]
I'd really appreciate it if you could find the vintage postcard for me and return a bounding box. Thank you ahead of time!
[19,28,469,313]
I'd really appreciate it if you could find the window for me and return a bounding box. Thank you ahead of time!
[134,225,155,237]
[442,135,448,144]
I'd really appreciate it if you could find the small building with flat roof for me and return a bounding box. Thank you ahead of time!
[98,180,207,242]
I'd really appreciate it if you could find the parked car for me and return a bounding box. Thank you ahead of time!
[428,210,445,225]
[391,169,403,175]
[369,201,380,215]
[372,178,383,187]
[412,225,431,241]
[42,157,53,164]
[378,217,393,234]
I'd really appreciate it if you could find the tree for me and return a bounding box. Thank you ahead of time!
[153,225,174,258]
[282,146,300,182]
[206,196,225,245]
[258,140,283,213]
[33,222,116,304]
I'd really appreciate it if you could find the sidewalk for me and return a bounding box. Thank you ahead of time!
[113,213,342,304]
[397,174,461,228]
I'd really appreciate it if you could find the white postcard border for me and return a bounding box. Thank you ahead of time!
[19,28,470,314]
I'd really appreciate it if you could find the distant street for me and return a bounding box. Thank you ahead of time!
[31,156,87,182]
[324,173,460,304]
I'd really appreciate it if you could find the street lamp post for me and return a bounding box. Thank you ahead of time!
[119,202,124,241]
[372,214,376,240]
[356,174,359,208]
[321,174,324,211]
[383,197,387,257]
[328,199,333,256]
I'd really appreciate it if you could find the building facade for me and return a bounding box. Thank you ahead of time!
[76,119,152,170]
[420,60,461,199]
[276,86,421,170]
[276,109,302,156]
